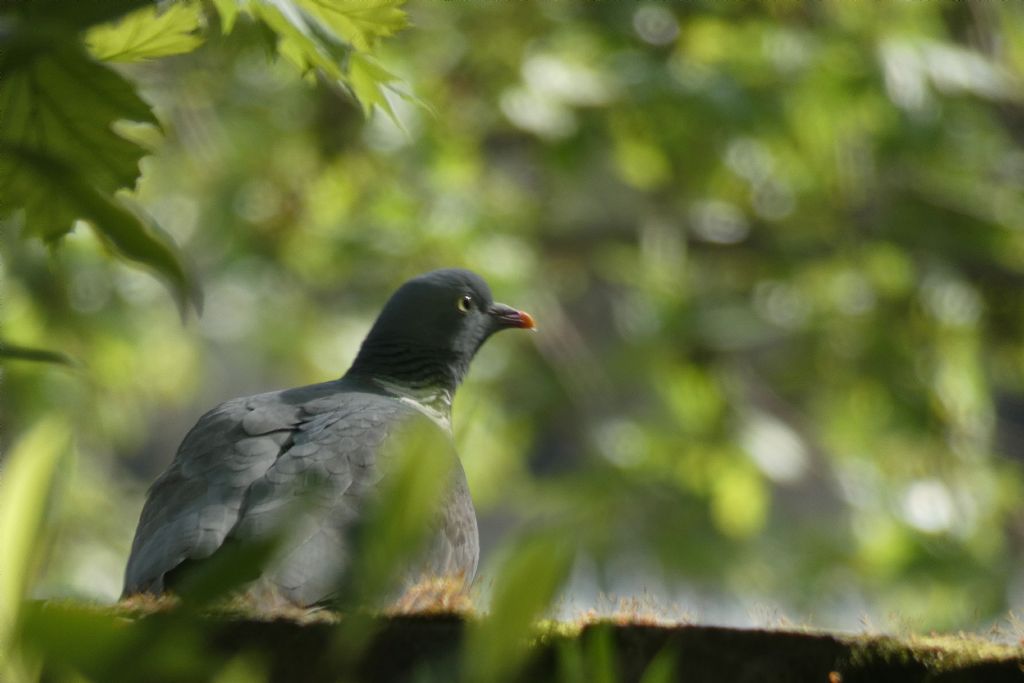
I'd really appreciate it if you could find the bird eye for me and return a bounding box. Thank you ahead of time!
[457,295,472,313]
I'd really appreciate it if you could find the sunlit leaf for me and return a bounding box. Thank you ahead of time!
[242,0,412,121]
[304,0,408,52]
[211,0,239,34]
[0,419,71,680]
[248,0,345,79]
[348,53,401,124]
[86,1,206,63]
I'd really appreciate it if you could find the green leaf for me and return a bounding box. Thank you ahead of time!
[12,0,158,32]
[0,418,72,680]
[466,533,575,680]
[350,52,430,129]
[0,38,156,240]
[211,0,239,34]
[304,0,408,52]
[2,144,201,314]
[19,602,213,682]
[0,342,76,366]
[0,33,199,313]
[583,626,617,683]
[248,0,345,79]
[348,51,431,128]
[244,0,413,121]
[85,2,206,63]
[638,648,677,683]
[348,53,400,123]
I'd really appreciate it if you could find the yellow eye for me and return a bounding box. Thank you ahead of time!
[457,295,472,313]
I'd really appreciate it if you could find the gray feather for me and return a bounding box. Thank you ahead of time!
[122,377,480,604]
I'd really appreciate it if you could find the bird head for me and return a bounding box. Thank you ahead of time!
[348,269,535,391]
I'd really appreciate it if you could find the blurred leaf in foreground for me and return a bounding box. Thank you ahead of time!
[329,417,463,664]
[19,602,212,683]
[341,416,458,606]
[465,532,576,681]
[0,419,71,681]
[0,342,75,367]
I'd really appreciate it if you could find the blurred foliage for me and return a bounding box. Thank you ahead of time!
[343,417,460,605]
[0,420,71,681]
[466,532,576,680]
[4,1,1024,679]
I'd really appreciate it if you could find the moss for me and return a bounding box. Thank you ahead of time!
[843,632,1023,673]
[19,601,1024,682]
[534,617,585,643]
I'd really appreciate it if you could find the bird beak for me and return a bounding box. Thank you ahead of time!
[490,303,536,330]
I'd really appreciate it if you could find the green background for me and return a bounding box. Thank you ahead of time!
[3,0,1024,637]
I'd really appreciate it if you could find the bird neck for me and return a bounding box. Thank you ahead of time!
[370,377,454,430]
[345,339,466,413]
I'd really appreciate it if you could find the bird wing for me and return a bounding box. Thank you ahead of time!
[122,381,344,596]
[228,391,455,605]
[122,379,457,604]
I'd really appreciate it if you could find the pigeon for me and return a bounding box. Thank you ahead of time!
[122,269,535,606]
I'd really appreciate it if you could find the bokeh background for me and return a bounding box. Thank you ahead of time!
[4,0,1024,635]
